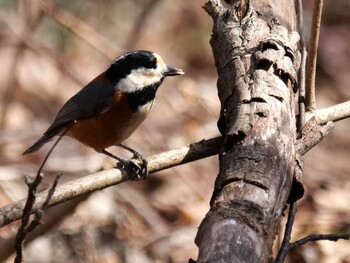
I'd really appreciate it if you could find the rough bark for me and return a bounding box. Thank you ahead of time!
[195,0,300,262]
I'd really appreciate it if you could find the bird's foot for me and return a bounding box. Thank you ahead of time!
[116,157,148,180]
[100,148,148,180]
[117,145,148,180]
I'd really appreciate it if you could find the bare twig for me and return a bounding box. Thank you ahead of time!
[2,98,350,227]
[296,0,307,130]
[14,134,64,262]
[2,97,350,228]
[0,137,223,228]
[296,118,333,156]
[275,202,297,263]
[289,233,350,251]
[310,100,350,124]
[0,196,86,262]
[305,0,323,112]
[275,202,349,263]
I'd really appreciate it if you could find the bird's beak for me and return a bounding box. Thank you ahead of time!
[163,66,184,76]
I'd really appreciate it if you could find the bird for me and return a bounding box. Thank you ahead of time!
[23,50,184,179]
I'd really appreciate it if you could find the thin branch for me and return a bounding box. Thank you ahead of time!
[0,137,223,228]
[275,202,297,263]
[305,0,323,112]
[312,100,350,124]
[1,97,350,227]
[25,174,61,233]
[296,0,307,131]
[296,118,333,156]
[289,233,350,251]
[14,134,65,262]
[0,196,86,262]
[275,202,349,263]
[2,98,350,227]
[297,100,350,155]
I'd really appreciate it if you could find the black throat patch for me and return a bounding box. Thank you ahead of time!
[126,80,163,112]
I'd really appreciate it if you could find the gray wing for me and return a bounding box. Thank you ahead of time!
[23,79,116,154]
[46,80,116,133]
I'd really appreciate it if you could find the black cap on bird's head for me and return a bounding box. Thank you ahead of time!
[115,50,157,70]
[106,50,184,87]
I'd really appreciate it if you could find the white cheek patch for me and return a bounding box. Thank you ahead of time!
[117,53,167,93]
[117,68,164,92]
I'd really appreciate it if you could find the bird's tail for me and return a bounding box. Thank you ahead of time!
[22,133,56,155]
[22,124,72,155]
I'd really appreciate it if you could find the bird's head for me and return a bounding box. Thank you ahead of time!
[107,50,184,92]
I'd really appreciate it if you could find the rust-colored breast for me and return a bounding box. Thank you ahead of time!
[67,91,134,151]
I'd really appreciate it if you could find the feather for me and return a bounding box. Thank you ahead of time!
[23,77,116,154]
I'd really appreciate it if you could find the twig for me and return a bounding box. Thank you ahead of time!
[2,95,350,227]
[289,233,350,251]
[1,137,223,228]
[14,134,64,262]
[275,202,350,263]
[296,118,333,156]
[296,0,307,131]
[305,0,323,112]
[2,97,350,228]
[0,196,86,262]
[311,100,350,124]
[275,202,297,263]
[2,98,350,227]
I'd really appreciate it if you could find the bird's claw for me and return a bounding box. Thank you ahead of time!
[132,152,148,177]
[129,157,148,180]
[117,156,148,181]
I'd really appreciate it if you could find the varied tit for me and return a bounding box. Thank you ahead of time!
[23,50,184,179]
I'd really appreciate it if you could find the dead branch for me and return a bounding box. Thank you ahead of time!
[305,0,323,111]
[14,174,61,263]
[276,202,350,263]
[0,196,85,262]
[0,137,222,228]
[289,233,350,251]
[1,96,350,228]
[275,202,297,263]
[1,97,350,228]
[296,118,334,156]
[310,100,350,124]
[296,0,307,130]
[14,134,65,262]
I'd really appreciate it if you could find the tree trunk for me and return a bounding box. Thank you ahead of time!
[195,0,300,262]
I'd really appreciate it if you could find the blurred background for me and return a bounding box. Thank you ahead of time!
[0,1,349,262]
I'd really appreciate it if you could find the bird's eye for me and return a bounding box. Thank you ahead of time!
[145,57,157,69]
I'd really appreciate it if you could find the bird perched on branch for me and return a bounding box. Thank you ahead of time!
[23,50,184,179]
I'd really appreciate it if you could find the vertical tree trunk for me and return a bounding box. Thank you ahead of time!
[195,0,300,262]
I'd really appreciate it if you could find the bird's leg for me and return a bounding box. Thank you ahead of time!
[118,144,148,178]
[100,149,145,180]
